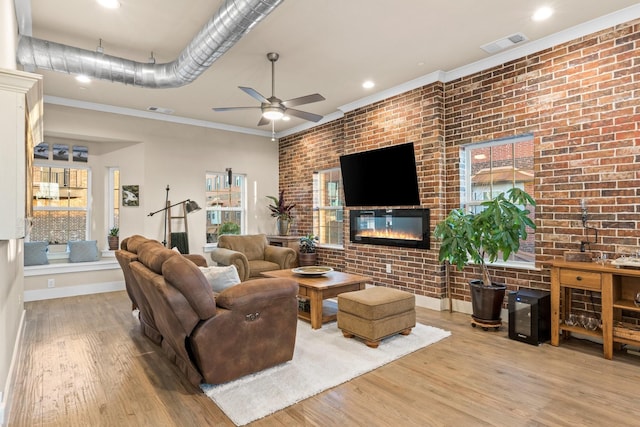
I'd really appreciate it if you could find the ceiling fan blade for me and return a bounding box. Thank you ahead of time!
[282,93,325,108]
[286,108,323,122]
[257,116,271,126]
[239,86,269,103]
[212,106,261,112]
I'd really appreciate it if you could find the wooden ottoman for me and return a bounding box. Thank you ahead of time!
[337,286,416,348]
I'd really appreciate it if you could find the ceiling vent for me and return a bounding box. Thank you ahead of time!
[480,32,528,54]
[147,106,174,114]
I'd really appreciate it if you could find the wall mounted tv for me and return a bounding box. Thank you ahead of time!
[339,142,420,207]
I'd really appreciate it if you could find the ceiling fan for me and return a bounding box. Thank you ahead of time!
[212,52,325,126]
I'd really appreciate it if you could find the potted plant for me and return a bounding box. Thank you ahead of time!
[433,188,536,324]
[266,190,295,235]
[299,233,318,266]
[108,227,119,250]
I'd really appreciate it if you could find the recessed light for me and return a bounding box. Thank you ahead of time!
[362,80,375,89]
[532,6,553,21]
[75,75,91,83]
[97,0,121,9]
[282,115,291,121]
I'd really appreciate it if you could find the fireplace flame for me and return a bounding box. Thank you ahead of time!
[356,229,421,241]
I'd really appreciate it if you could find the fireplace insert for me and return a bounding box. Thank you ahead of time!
[349,208,430,249]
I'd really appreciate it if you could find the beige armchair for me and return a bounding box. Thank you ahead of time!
[210,233,297,281]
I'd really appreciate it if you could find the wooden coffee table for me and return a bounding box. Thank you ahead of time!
[262,269,370,329]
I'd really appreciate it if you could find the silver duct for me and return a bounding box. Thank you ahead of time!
[16,0,284,88]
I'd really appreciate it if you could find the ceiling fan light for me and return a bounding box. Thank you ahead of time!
[262,108,284,121]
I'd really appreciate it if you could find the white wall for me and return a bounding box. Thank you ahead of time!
[43,104,280,260]
[0,0,22,423]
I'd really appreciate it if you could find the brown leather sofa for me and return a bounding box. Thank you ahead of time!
[115,235,299,385]
[116,235,208,343]
[210,233,296,281]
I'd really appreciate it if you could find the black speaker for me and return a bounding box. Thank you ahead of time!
[508,289,550,345]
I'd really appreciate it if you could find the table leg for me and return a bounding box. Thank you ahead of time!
[308,289,324,329]
[551,267,560,346]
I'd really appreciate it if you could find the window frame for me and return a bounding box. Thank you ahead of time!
[204,170,247,248]
[107,167,120,231]
[31,161,92,256]
[312,167,344,248]
[460,134,535,269]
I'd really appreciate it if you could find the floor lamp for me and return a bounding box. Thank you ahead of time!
[147,185,201,247]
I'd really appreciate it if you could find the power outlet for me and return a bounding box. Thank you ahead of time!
[385,264,392,273]
[47,278,55,288]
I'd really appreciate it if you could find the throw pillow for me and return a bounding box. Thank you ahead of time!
[68,240,100,263]
[198,265,241,292]
[24,241,49,266]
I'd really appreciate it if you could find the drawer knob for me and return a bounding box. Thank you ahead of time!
[576,276,582,281]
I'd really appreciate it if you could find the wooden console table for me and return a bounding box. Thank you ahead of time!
[550,260,640,359]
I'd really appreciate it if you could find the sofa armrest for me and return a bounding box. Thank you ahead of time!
[210,247,249,281]
[264,245,297,269]
[183,254,207,267]
[216,278,299,311]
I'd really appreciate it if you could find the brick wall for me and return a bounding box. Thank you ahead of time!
[279,19,640,307]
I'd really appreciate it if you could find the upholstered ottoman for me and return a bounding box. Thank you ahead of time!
[337,286,416,348]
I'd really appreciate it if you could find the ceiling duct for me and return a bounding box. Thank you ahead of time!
[16,0,284,88]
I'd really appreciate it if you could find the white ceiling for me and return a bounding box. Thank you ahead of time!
[21,0,640,137]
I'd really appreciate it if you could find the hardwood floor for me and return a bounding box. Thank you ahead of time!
[8,290,640,426]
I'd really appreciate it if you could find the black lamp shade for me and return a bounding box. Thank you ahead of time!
[186,200,201,214]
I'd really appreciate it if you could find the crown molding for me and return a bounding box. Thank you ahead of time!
[44,96,272,138]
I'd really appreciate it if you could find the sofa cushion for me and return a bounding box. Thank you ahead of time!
[68,240,100,263]
[218,234,268,261]
[125,235,154,254]
[162,255,216,320]
[137,242,176,274]
[198,265,241,292]
[248,260,281,278]
[24,241,49,266]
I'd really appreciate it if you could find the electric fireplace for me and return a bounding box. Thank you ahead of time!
[349,209,430,249]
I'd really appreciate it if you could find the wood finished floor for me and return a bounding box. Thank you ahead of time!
[8,290,640,426]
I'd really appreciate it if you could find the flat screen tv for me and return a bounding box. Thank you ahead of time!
[339,142,420,207]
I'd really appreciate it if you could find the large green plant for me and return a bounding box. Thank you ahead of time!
[433,188,536,287]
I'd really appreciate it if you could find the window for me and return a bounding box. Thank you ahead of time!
[205,171,246,244]
[461,134,535,264]
[108,167,120,230]
[313,168,344,247]
[31,164,91,244]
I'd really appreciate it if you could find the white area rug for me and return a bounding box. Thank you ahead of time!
[200,320,450,426]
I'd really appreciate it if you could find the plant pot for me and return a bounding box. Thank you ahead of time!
[108,236,119,250]
[298,252,317,267]
[469,280,506,322]
[276,218,291,236]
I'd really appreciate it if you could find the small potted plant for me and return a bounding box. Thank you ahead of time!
[299,233,318,266]
[433,188,536,324]
[108,227,119,250]
[266,190,295,235]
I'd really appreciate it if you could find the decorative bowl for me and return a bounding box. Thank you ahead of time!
[291,266,334,276]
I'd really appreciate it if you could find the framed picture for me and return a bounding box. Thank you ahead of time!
[34,142,49,159]
[52,144,69,161]
[122,185,140,207]
[72,145,88,162]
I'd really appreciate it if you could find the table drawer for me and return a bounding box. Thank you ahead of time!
[559,269,601,290]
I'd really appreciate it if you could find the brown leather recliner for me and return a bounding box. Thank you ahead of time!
[118,235,299,386]
[210,233,296,281]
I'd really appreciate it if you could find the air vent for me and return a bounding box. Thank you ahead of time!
[481,32,529,54]
[147,106,174,114]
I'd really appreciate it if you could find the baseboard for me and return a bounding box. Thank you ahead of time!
[24,281,125,302]
[1,308,26,427]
